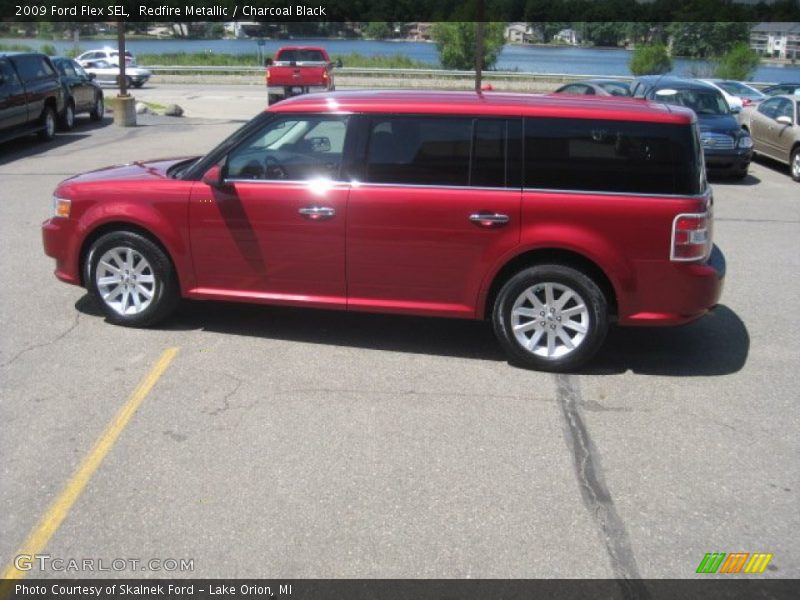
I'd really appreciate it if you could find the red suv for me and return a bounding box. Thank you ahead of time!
[42,91,725,371]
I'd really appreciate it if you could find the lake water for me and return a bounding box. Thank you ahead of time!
[4,37,799,82]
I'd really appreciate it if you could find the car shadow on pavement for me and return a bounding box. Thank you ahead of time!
[76,296,749,376]
[584,305,749,376]
[0,117,111,166]
[708,173,761,186]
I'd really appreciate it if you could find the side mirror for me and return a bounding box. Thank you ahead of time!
[776,115,792,126]
[202,163,228,189]
[335,59,343,68]
[88,72,96,80]
[264,57,273,67]
[730,105,741,114]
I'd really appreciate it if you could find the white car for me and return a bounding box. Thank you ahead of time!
[76,48,136,68]
[699,79,767,111]
[82,59,152,88]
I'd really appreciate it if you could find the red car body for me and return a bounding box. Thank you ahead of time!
[42,91,725,370]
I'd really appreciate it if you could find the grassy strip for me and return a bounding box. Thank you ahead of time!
[136,51,435,69]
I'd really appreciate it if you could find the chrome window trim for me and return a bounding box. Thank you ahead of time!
[223,178,351,187]
[351,182,520,193]
[522,186,710,200]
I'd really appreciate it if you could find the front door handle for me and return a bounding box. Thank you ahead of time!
[469,212,510,228]
[299,206,336,220]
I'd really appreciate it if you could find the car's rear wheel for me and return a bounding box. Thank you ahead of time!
[38,105,56,141]
[132,81,144,88]
[60,101,75,131]
[90,94,104,121]
[87,231,179,327]
[493,265,609,372]
[791,147,800,182]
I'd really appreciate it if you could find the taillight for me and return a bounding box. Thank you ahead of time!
[322,70,329,82]
[671,212,711,261]
[742,97,752,106]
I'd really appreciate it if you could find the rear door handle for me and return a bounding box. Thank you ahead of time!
[299,206,336,220]
[469,213,510,227]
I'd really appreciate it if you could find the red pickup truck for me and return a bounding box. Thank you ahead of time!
[265,46,340,105]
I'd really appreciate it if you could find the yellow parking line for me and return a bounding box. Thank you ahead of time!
[1,347,179,581]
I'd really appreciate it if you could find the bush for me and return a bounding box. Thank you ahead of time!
[41,44,57,56]
[714,43,760,81]
[629,43,672,76]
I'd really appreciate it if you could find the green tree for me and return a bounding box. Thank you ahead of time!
[363,22,393,40]
[431,22,506,70]
[667,22,750,58]
[579,22,626,47]
[629,42,672,75]
[713,42,760,80]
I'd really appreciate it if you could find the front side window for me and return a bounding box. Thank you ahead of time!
[524,117,702,196]
[758,98,781,119]
[56,61,77,78]
[226,115,348,182]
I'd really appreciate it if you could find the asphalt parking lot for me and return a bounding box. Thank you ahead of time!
[1,99,798,581]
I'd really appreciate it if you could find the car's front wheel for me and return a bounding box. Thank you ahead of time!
[60,100,75,131]
[86,231,180,327]
[493,264,609,372]
[38,105,56,141]
[90,94,104,121]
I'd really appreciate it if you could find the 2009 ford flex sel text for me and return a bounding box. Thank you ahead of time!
[42,91,725,371]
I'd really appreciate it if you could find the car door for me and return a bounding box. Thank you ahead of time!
[0,58,28,131]
[772,98,796,161]
[189,114,350,308]
[345,115,522,318]
[750,98,781,157]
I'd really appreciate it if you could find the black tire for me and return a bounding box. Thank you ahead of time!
[86,231,180,328]
[268,94,280,105]
[60,100,75,131]
[132,81,144,88]
[730,168,749,181]
[38,105,57,141]
[89,94,104,121]
[492,264,609,372]
[791,147,800,182]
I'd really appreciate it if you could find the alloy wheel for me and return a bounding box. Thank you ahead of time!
[510,282,590,359]
[95,247,156,316]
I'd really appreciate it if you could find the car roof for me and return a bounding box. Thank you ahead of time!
[635,76,718,91]
[271,90,695,124]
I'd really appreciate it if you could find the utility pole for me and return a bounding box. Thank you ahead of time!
[114,20,136,126]
[475,0,485,92]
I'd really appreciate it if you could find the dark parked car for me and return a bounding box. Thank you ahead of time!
[0,52,64,144]
[554,79,631,97]
[51,57,104,129]
[631,76,753,179]
[762,83,800,97]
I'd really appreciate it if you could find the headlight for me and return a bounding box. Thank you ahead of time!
[738,136,754,149]
[52,196,71,218]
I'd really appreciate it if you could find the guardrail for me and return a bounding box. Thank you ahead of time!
[142,65,778,87]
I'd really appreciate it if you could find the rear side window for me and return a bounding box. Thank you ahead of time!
[0,58,22,89]
[524,117,702,196]
[365,116,521,188]
[12,55,55,82]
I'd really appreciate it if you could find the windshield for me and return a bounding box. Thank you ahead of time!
[717,81,763,99]
[656,89,730,115]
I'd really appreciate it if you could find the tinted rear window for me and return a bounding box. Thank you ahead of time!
[276,50,326,62]
[524,117,702,195]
